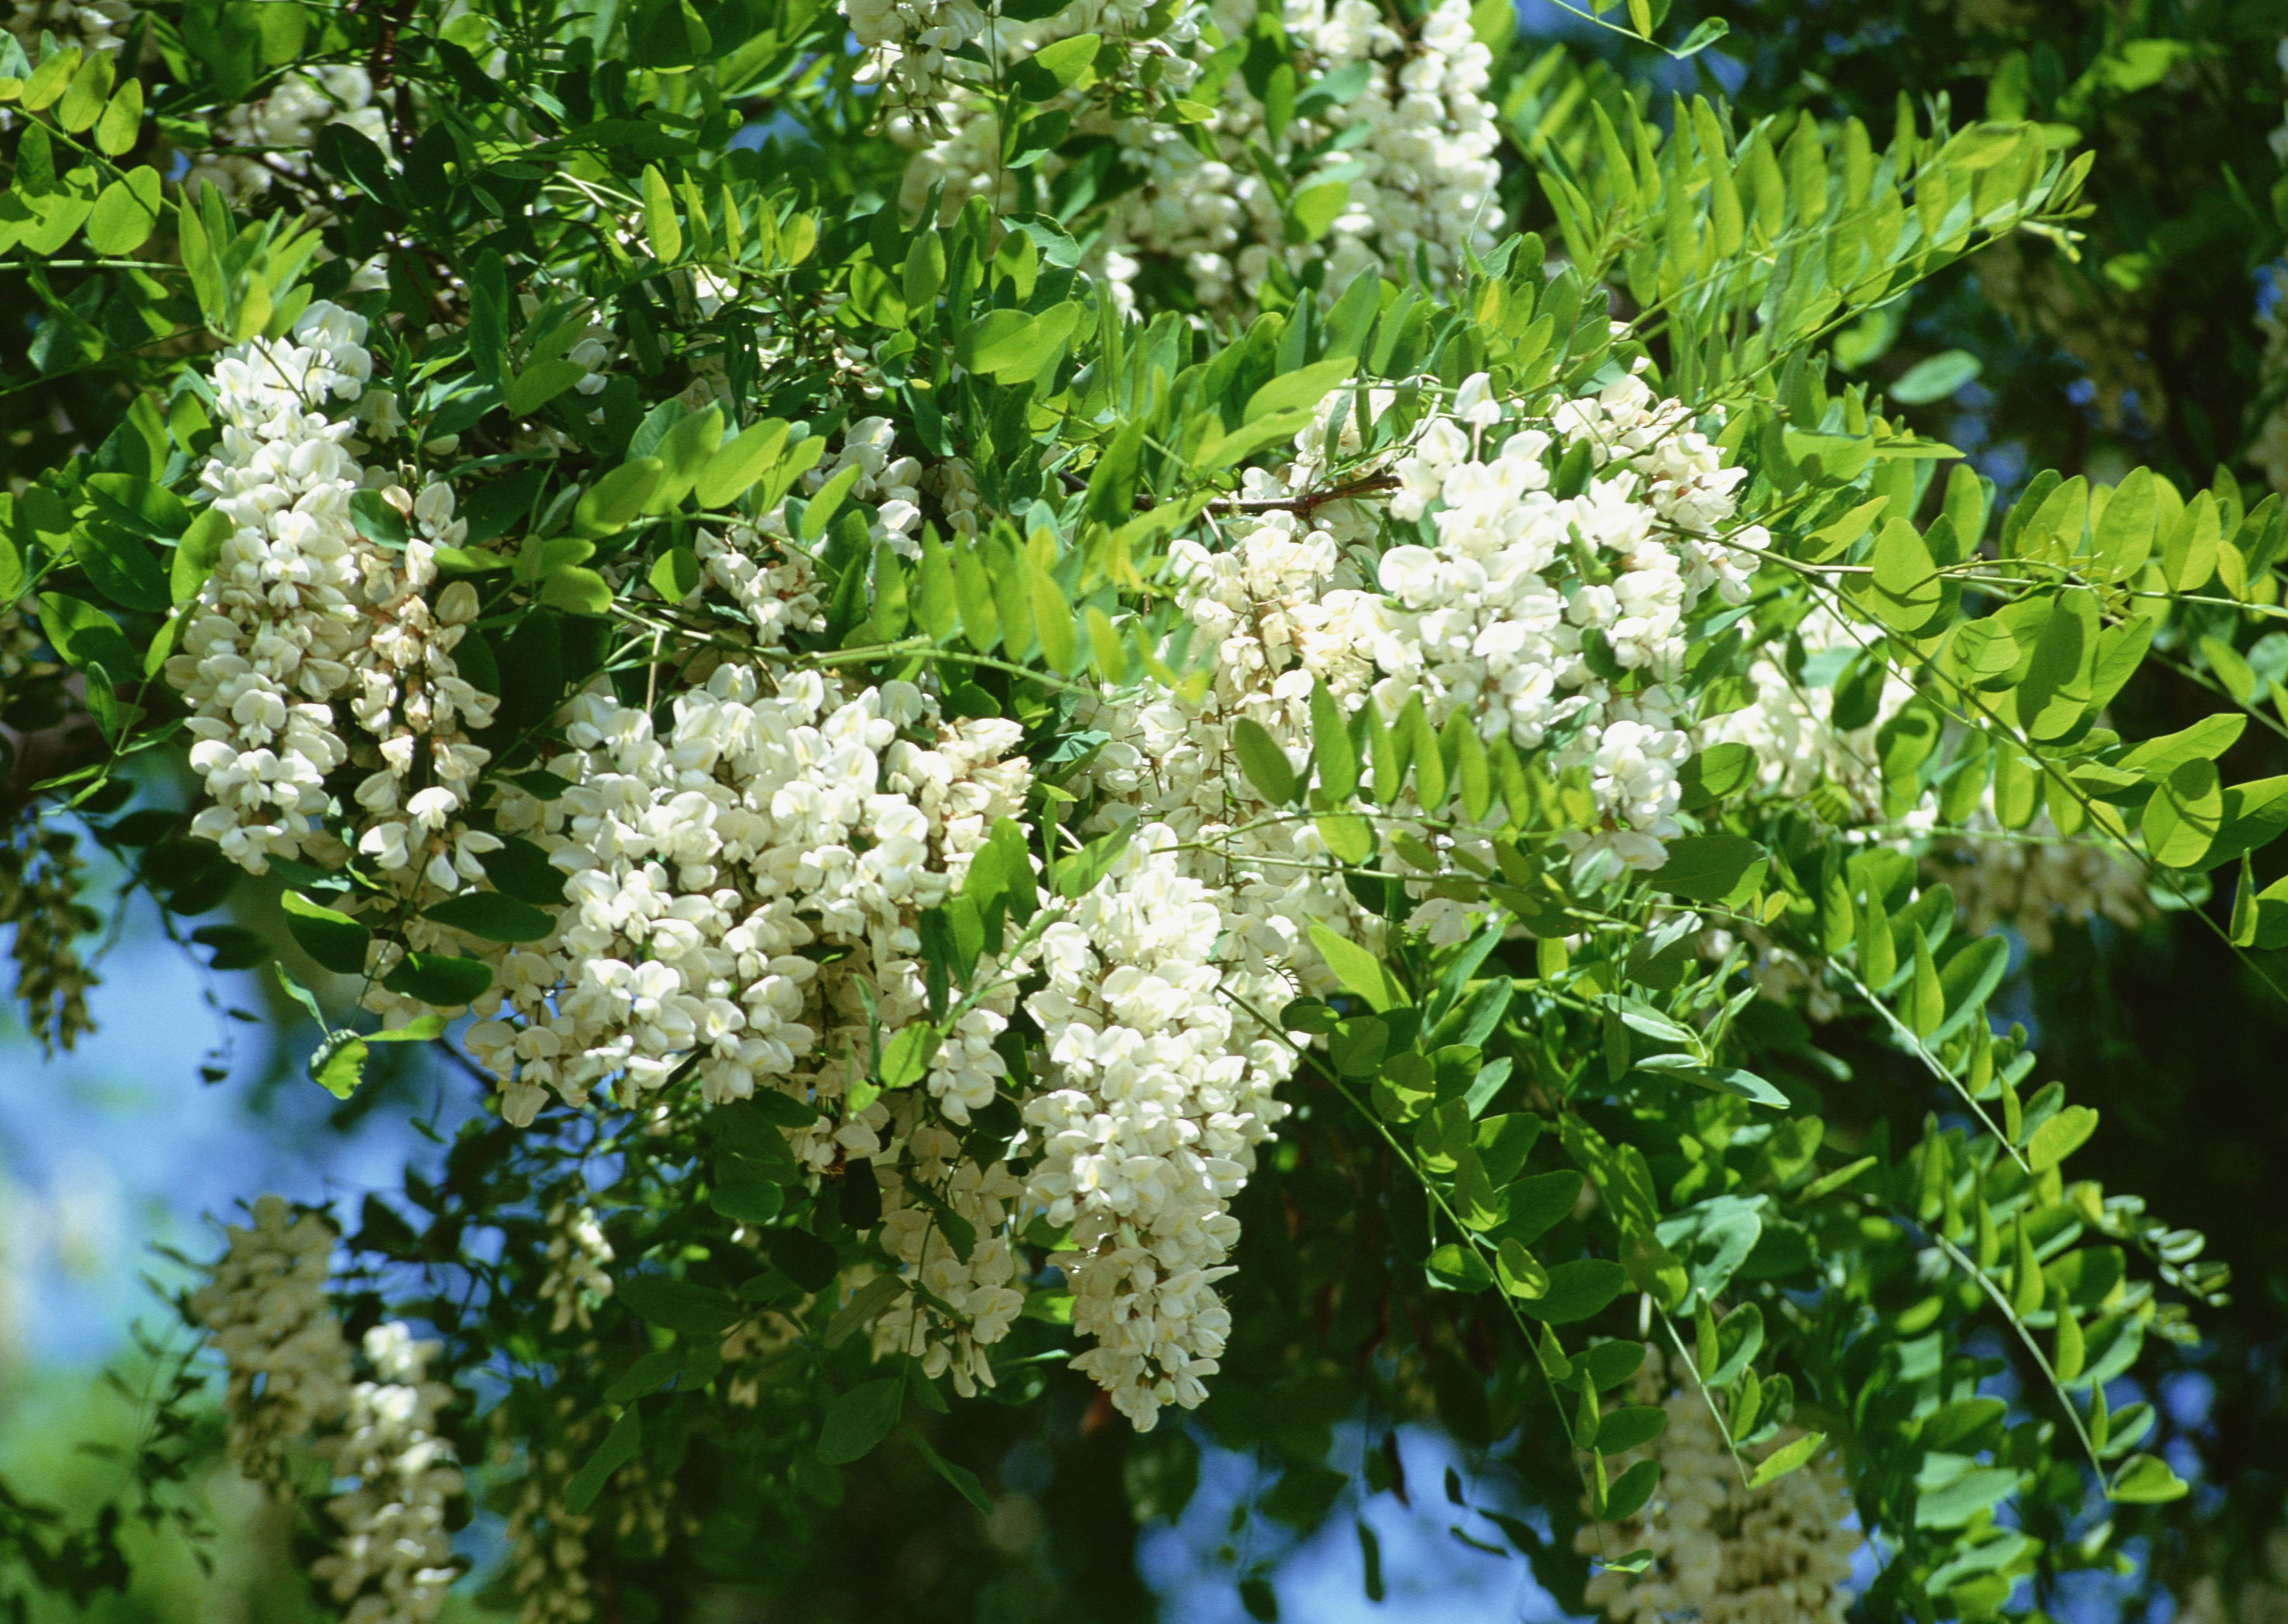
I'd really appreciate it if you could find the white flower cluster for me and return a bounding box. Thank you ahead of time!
[842,0,990,102]
[312,1324,465,1624]
[950,367,1766,1422]
[896,0,1496,313]
[182,64,392,202]
[2177,1527,2288,1624]
[166,301,493,901]
[193,1201,465,1623]
[1370,370,1757,876]
[496,1397,600,1624]
[6,0,133,53]
[1111,0,1499,309]
[539,1202,616,1333]
[1024,828,1295,1424]
[1928,812,2150,952]
[1580,1349,1861,1624]
[189,1195,354,1486]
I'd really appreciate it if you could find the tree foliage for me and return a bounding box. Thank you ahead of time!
[2,0,2286,1619]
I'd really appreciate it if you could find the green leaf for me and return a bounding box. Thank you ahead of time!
[507,358,588,416]
[1678,743,1756,808]
[619,1275,741,1335]
[2025,1103,2096,1171]
[2142,758,2222,869]
[1747,1432,1825,1489]
[280,890,371,975]
[310,1032,369,1099]
[2108,1453,2190,1504]
[380,952,493,1006]
[880,1022,936,1088]
[817,1378,904,1465]
[1650,834,1766,904]
[1869,517,1942,630]
[54,47,109,133]
[1889,350,1980,405]
[800,462,865,543]
[2093,466,2157,579]
[1029,566,1077,673]
[38,593,136,676]
[709,1179,785,1224]
[1307,921,1406,1012]
[1594,1406,1667,1455]
[1500,1171,1582,1246]
[1016,32,1101,95]
[2118,714,2245,781]
[960,302,1081,384]
[604,1349,684,1404]
[424,891,558,943]
[1495,1238,1549,1299]
[83,164,161,255]
[562,1406,641,1515]
[85,472,190,539]
[540,565,614,615]
[93,77,142,156]
[824,1276,907,1349]
[1244,358,1352,425]
[173,509,230,603]
[649,545,703,603]
[1518,1259,1628,1323]
[1309,680,1357,800]
[641,163,682,261]
[74,523,168,612]
[649,406,724,513]
[696,418,790,509]
[573,458,664,537]
[1229,717,1298,803]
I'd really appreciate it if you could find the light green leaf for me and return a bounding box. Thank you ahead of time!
[2142,758,2222,869]
[961,303,1080,384]
[1889,350,1980,405]
[696,418,790,508]
[2025,1104,2096,1172]
[83,164,161,255]
[2108,1454,2190,1504]
[1747,1432,1826,1489]
[1244,358,1353,425]
[572,458,663,537]
[1307,921,1406,1012]
[507,358,588,417]
[641,164,682,261]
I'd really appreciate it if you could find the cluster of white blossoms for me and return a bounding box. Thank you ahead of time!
[165,301,492,893]
[312,1324,465,1624]
[539,1202,616,1333]
[189,1195,354,1486]
[1580,1349,1861,1624]
[2177,1526,2288,1624]
[896,0,1497,313]
[841,0,990,102]
[1927,813,2151,952]
[192,1201,466,1624]
[1371,369,1757,876]
[1098,0,1500,309]
[5,0,133,52]
[181,64,392,202]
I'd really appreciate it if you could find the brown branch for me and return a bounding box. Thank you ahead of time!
[1191,472,1398,516]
